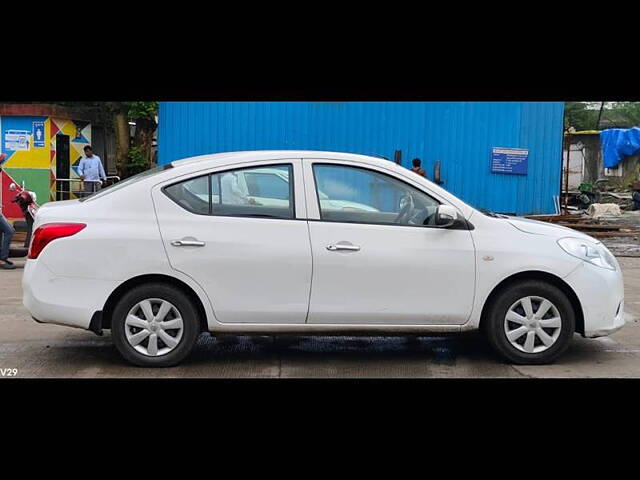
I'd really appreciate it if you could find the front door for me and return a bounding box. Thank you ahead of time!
[152,160,312,324]
[305,161,476,325]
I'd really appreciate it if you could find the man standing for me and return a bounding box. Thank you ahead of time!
[77,145,106,196]
[411,158,427,178]
[0,153,15,270]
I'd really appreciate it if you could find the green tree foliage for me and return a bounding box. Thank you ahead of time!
[125,102,158,122]
[125,102,158,175]
[564,102,599,131]
[565,102,640,131]
[608,102,640,128]
[126,146,148,176]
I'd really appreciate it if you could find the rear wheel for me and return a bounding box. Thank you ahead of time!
[111,283,200,367]
[484,280,575,364]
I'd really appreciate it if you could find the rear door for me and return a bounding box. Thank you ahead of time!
[152,159,312,324]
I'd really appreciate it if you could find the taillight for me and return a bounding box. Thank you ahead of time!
[28,223,86,259]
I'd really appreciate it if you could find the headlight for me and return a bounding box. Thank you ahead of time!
[557,237,618,271]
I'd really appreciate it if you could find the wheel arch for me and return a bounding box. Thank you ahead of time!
[101,274,209,332]
[479,270,585,335]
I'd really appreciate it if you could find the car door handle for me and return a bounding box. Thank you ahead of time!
[171,239,206,247]
[327,243,360,251]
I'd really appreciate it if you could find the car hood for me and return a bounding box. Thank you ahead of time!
[507,216,596,241]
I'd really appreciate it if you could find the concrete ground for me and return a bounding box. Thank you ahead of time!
[1,258,640,378]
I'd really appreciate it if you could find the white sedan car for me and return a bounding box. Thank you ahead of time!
[23,151,625,367]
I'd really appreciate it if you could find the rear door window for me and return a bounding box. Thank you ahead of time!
[164,174,210,215]
[212,165,294,219]
[164,164,295,219]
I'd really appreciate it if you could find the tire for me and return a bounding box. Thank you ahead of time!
[111,283,200,367]
[483,280,575,365]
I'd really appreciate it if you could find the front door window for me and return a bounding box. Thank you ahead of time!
[313,164,439,226]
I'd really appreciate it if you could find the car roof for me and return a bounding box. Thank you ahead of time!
[171,150,393,170]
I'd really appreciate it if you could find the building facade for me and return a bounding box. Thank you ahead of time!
[0,104,97,220]
[158,102,565,215]
[563,131,640,190]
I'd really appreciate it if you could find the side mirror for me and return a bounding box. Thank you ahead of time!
[434,205,458,228]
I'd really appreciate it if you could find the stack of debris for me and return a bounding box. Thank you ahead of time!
[527,210,639,238]
[598,191,633,210]
[564,179,638,212]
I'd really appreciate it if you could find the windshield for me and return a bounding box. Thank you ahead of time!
[79,164,173,202]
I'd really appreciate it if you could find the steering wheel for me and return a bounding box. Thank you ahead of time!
[395,194,415,224]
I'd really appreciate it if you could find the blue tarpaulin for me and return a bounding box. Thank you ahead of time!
[600,127,640,168]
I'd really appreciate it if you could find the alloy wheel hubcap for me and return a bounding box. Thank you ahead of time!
[503,296,562,354]
[125,298,184,357]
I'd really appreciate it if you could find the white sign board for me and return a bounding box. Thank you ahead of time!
[4,129,31,151]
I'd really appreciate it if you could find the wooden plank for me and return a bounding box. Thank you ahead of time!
[602,192,632,199]
[556,223,623,231]
[588,232,640,238]
[525,214,583,222]
[551,217,584,223]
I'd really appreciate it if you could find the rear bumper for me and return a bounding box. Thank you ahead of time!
[564,262,626,338]
[22,259,118,331]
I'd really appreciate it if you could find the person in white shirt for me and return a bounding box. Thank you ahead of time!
[220,172,249,205]
[77,145,106,196]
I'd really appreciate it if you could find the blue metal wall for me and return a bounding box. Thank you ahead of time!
[158,102,564,215]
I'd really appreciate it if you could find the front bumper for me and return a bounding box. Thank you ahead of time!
[583,300,626,338]
[564,261,626,338]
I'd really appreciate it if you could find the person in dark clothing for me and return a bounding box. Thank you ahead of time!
[11,187,35,247]
[411,158,426,178]
[0,215,13,269]
[633,188,640,211]
[0,153,16,270]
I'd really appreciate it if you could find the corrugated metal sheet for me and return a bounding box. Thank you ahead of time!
[158,102,564,215]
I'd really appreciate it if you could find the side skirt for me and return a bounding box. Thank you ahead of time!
[207,323,464,335]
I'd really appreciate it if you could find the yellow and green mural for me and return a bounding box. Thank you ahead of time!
[0,114,91,220]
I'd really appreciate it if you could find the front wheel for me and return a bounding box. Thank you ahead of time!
[483,280,575,365]
[111,283,200,367]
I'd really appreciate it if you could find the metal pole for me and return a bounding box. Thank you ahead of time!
[596,101,605,130]
[564,130,571,213]
[434,160,443,185]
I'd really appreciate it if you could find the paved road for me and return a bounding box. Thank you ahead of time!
[2,258,640,378]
